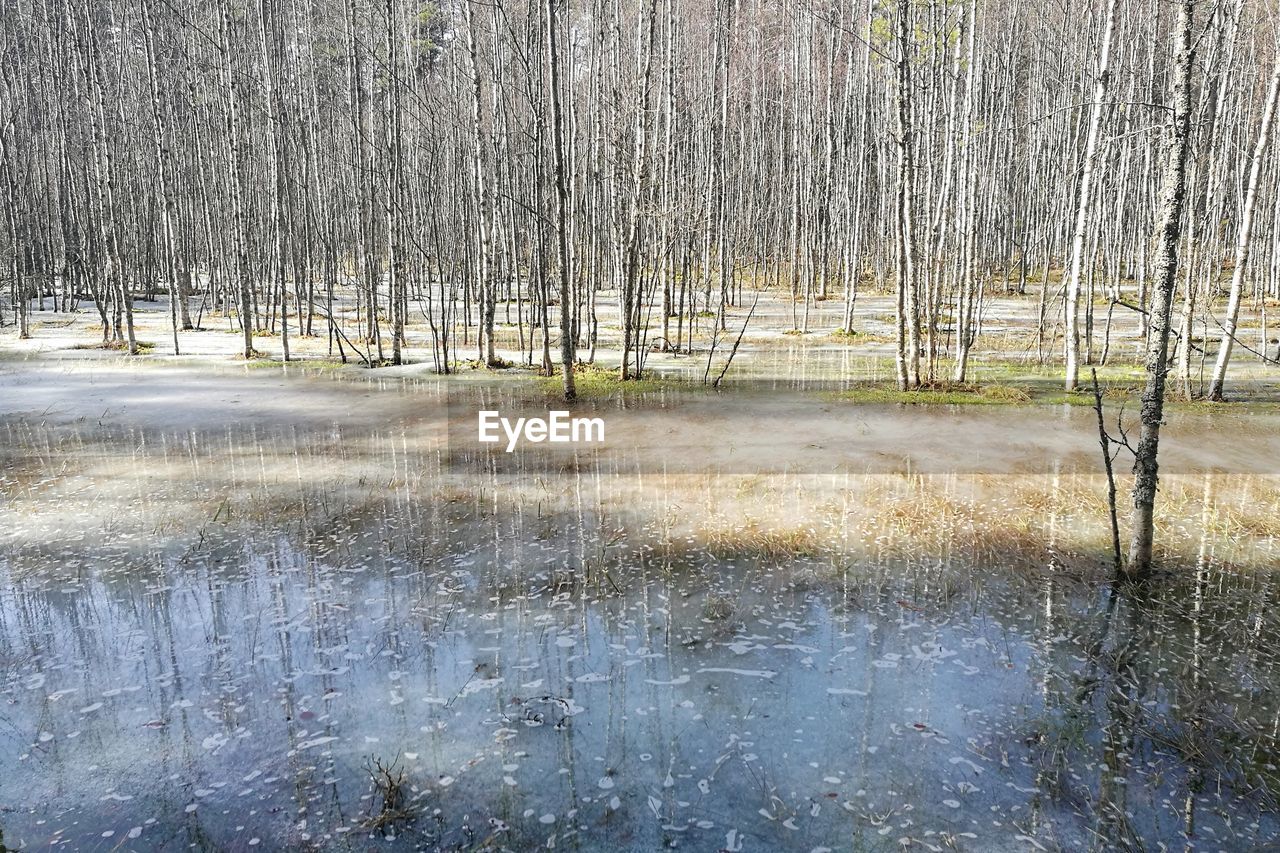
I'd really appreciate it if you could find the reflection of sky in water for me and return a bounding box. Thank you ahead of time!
[1,418,1278,851]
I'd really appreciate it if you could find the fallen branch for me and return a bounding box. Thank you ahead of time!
[712,289,762,389]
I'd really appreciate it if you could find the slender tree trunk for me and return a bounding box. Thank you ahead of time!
[894,0,920,390]
[0,79,27,340]
[142,0,180,355]
[1064,0,1118,391]
[547,0,575,400]
[219,4,254,360]
[1207,52,1280,400]
[1128,0,1197,576]
[952,0,979,382]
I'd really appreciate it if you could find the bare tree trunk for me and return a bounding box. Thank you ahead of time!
[952,0,979,382]
[386,0,406,365]
[258,0,288,362]
[142,0,180,355]
[1207,52,1280,400]
[894,0,920,390]
[1064,0,1118,391]
[1128,0,1197,576]
[0,72,27,340]
[219,3,254,360]
[620,0,658,380]
[546,0,575,400]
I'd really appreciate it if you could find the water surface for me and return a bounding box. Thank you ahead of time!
[1,374,1278,851]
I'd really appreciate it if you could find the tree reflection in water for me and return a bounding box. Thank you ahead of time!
[1,420,1278,850]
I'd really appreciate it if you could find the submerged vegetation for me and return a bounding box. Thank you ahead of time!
[361,756,419,833]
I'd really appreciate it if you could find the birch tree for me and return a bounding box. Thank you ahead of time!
[1129,0,1197,576]
[1207,50,1280,401]
[1063,0,1118,391]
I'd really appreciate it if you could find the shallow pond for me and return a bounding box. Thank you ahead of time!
[1,371,1278,852]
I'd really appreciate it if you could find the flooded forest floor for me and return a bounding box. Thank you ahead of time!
[2,292,1280,851]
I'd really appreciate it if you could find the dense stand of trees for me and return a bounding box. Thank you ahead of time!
[1,0,1278,389]
[1,0,1278,575]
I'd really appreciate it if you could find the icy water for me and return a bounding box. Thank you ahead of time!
[2,372,1279,851]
